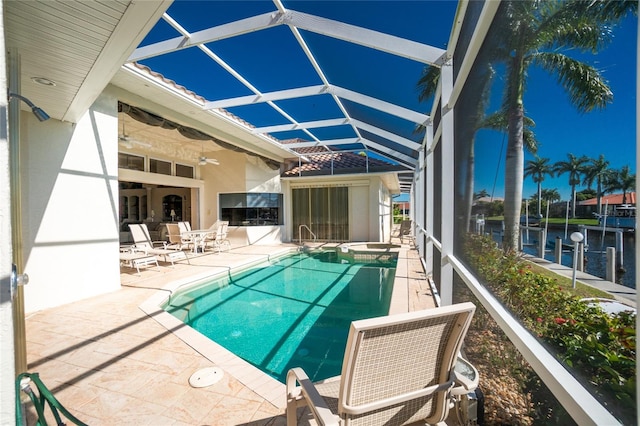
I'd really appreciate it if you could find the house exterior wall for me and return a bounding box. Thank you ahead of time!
[378,181,393,242]
[21,91,121,313]
[241,153,283,245]
[208,150,283,246]
[284,175,396,243]
[367,177,392,242]
[351,185,369,241]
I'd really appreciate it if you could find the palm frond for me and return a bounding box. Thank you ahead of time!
[417,66,440,103]
[568,0,638,23]
[523,128,538,155]
[539,17,611,52]
[533,52,613,112]
[535,0,613,52]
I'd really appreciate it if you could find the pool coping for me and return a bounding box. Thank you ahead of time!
[139,244,413,409]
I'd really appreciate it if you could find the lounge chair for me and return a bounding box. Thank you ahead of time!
[166,223,194,251]
[399,219,412,243]
[119,248,159,276]
[211,221,230,252]
[129,223,189,266]
[286,302,478,426]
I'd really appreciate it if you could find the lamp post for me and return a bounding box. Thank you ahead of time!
[570,231,584,289]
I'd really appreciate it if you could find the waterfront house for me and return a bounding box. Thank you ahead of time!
[1,1,634,424]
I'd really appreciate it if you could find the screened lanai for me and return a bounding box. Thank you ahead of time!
[110,0,456,243]
[1,0,636,425]
[125,1,449,180]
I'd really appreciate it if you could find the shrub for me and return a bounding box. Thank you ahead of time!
[464,234,636,424]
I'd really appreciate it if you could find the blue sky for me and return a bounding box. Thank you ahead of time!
[140,1,455,147]
[139,1,637,202]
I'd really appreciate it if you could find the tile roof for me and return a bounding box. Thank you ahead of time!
[282,150,403,177]
[579,192,636,206]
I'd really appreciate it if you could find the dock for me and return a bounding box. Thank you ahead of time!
[523,253,636,306]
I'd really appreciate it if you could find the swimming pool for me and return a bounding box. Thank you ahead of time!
[163,250,397,382]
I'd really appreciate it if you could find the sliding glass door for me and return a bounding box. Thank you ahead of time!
[292,187,349,241]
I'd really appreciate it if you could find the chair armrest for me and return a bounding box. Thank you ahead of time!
[450,357,479,396]
[286,368,339,426]
[130,245,149,255]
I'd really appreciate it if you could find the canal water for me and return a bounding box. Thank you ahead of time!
[487,224,636,289]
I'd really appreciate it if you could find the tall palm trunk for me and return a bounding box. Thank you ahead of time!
[503,55,525,251]
[596,179,603,215]
[536,181,542,216]
[464,143,475,232]
[504,106,524,250]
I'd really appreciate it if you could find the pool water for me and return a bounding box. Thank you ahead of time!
[164,250,396,382]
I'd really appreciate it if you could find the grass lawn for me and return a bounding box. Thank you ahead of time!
[526,261,613,299]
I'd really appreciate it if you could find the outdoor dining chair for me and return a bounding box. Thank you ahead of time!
[286,302,478,426]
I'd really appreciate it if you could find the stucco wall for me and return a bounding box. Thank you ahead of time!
[22,91,121,313]
[351,185,370,241]
[284,175,395,243]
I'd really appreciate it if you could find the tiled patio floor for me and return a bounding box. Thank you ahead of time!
[21,239,435,425]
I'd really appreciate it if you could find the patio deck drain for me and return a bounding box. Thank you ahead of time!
[189,367,223,388]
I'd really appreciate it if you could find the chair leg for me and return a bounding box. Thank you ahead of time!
[286,401,298,426]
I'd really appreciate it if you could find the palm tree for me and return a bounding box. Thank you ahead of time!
[604,165,636,204]
[582,154,611,215]
[541,188,561,204]
[474,189,489,200]
[554,154,589,218]
[524,156,554,216]
[491,0,635,250]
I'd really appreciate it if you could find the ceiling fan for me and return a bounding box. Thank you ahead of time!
[198,141,219,165]
[198,156,220,166]
[119,118,151,149]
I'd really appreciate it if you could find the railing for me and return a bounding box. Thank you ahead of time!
[298,224,317,245]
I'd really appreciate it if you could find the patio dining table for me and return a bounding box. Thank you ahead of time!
[181,229,216,253]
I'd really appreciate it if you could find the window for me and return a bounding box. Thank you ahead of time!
[149,158,171,175]
[220,193,283,226]
[176,163,194,178]
[118,153,144,171]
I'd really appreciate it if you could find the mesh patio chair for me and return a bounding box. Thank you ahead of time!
[209,220,230,252]
[286,302,478,426]
[399,220,412,243]
[129,223,189,266]
[165,223,194,251]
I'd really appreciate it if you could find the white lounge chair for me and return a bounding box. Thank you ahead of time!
[129,223,189,266]
[286,302,478,426]
[119,250,159,276]
[211,221,230,252]
[166,223,194,251]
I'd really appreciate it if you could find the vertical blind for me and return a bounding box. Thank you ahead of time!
[292,187,349,241]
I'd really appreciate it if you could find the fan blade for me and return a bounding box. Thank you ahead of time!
[119,135,151,148]
[199,156,219,166]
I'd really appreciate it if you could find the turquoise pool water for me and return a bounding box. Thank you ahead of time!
[164,250,396,382]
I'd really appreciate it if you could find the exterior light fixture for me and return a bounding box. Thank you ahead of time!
[30,76,56,87]
[8,92,50,122]
[570,231,584,289]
